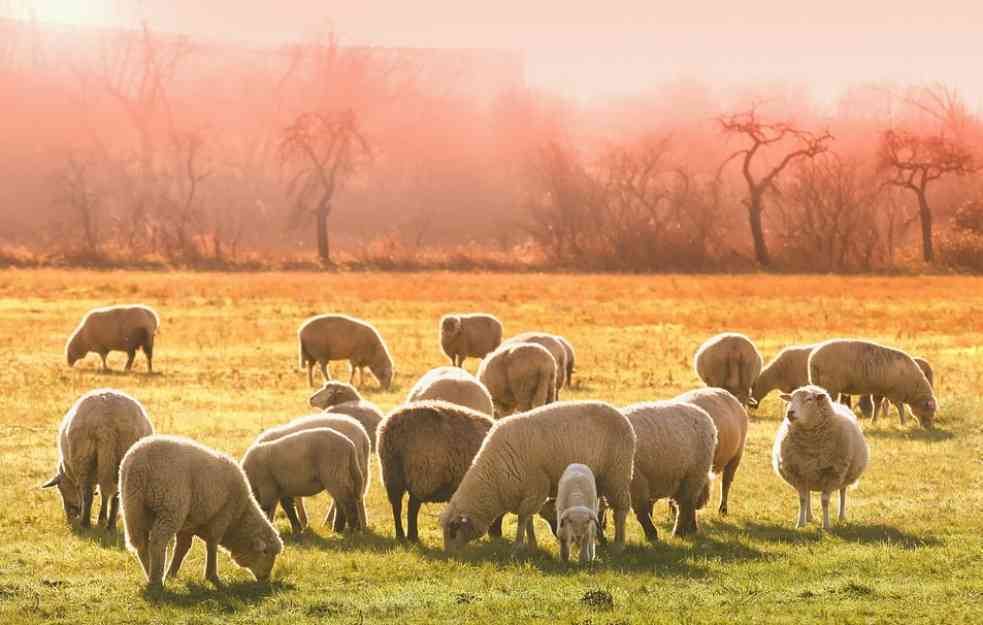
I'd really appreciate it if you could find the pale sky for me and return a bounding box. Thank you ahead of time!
[15,0,983,105]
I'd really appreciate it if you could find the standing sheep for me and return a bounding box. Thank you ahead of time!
[298,314,394,389]
[772,385,869,530]
[555,463,600,564]
[120,435,283,590]
[308,381,384,450]
[808,339,937,429]
[406,366,494,415]
[622,401,717,539]
[674,387,748,515]
[858,356,935,424]
[242,428,365,534]
[502,332,568,395]
[66,304,159,372]
[751,343,817,406]
[377,400,500,542]
[440,313,503,367]
[42,388,154,530]
[440,401,636,554]
[477,342,557,417]
[693,332,763,408]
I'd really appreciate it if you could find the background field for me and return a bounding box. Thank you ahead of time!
[1,270,981,625]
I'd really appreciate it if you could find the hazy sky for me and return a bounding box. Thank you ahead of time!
[18,0,983,104]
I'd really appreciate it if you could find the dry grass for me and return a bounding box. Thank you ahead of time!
[1,269,981,625]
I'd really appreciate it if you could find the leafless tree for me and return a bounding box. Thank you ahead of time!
[718,106,834,267]
[51,151,102,252]
[157,130,211,258]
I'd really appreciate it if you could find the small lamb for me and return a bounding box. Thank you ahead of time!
[555,463,599,564]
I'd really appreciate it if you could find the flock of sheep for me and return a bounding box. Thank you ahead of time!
[43,304,939,591]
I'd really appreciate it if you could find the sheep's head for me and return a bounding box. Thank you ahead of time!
[65,332,87,367]
[779,385,830,426]
[231,533,283,582]
[557,506,598,551]
[440,316,462,340]
[371,361,394,391]
[909,396,937,429]
[440,510,481,552]
[310,381,361,410]
[41,470,81,522]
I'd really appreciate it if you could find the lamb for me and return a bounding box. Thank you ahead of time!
[502,331,568,394]
[673,387,748,515]
[621,401,717,539]
[298,314,394,389]
[242,428,365,534]
[440,400,636,554]
[556,335,576,385]
[772,385,869,530]
[254,413,371,531]
[308,381,385,450]
[808,339,937,428]
[555,463,600,564]
[440,313,503,367]
[477,342,558,417]
[66,304,159,372]
[406,366,495,415]
[858,356,935,424]
[42,388,154,530]
[751,343,817,406]
[120,435,283,590]
[693,332,763,408]
[377,400,501,542]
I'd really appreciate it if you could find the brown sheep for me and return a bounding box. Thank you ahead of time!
[298,314,394,389]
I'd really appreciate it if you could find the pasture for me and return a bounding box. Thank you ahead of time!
[1,269,981,625]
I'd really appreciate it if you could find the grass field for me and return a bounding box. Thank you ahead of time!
[1,270,981,625]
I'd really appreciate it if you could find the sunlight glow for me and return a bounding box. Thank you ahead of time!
[28,0,110,27]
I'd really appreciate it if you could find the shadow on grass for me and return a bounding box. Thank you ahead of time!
[143,578,294,607]
[280,526,399,554]
[739,521,941,549]
[69,524,127,550]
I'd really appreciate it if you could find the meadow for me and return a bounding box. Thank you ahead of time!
[1,269,981,625]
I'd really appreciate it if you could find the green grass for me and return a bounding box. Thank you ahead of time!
[1,270,981,624]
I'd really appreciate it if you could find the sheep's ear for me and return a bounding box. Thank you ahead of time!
[40,474,61,489]
[779,393,793,402]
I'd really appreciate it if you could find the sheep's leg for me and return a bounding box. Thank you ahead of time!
[319,361,330,383]
[595,499,608,545]
[97,491,108,526]
[79,483,95,528]
[107,493,120,531]
[143,338,154,373]
[672,500,699,537]
[611,505,628,552]
[895,401,907,425]
[323,502,335,528]
[125,348,136,371]
[796,490,809,528]
[96,445,117,529]
[719,453,742,515]
[578,538,591,564]
[488,515,504,538]
[839,394,852,408]
[204,540,224,588]
[525,517,538,550]
[389,489,405,540]
[99,352,109,371]
[333,504,348,533]
[631,489,658,542]
[282,497,303,533]
[820,491,832,530]
[838,487,848,521]
[167,532,194,579]
[407,494,422,542]
[342,498,362,532]
[296,498,309,527]
[147,521,177,589]
[512,513,531,552]
[872,397,883,422]
[307,363,315,387]
[559,538,570,562]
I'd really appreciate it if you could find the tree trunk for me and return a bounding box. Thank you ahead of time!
[917,189,934,263]
[748,194,771,267]
[316,199,331,264]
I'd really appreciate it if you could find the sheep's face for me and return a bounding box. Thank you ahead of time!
[41,471,81,522]
[232,536,282,582]
[441,512,480,552]
[557,506,597,551]
[909,397,937,429]
[780,386,829,426]
[372,363,394,390]
[310,381,360,409]
[440,317,462,340]
[749,379,768,409]
[65,334,87,366]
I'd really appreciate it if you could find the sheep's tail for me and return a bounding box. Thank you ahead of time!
[376,423,405,505]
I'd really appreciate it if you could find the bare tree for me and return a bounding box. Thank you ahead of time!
[158,130,211,258]
[718,106,834,267]
[279,109,371,264]
[51,151,102,252]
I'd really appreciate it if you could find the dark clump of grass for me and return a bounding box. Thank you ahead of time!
[581,589,614,610]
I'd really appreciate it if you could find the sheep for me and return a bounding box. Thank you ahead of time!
[406,366,494,415]
[242,428,365,534]
[440,400,636,554]
[555,335,576,385]
[254,413,371,531]
[439,313,503,367]
[41,388,154,530]
[621,401,717,539]
[477,342,558,417]
[502,331,568,394]
[298,314,394,389]
[751,343,817,406]
[555,463,599,564]
[119,435,283,590]
[308,381,384,450]
[808,339,938,429]
[66,304,159,372]
[858,356,935,424]
[377,400,501,542]
[673,387,748,515]
[694,332,763,408]
[772,385,869,530]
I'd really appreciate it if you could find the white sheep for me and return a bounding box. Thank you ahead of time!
[42,388,154,530]
[860,356,935,424]
[693,332,763,407]
[406,366,494,415]
[555,463,599,564]
[502,331,568,394]
[751,343,817,406]
[477,342,557,417]
[119,435,283,590]
[772,385,869,530]
[66,304,159,372]
[440,313,503,367]
[298,314,394,389]
[308,381,384,450]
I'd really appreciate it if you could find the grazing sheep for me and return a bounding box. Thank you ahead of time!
[859,356,935,424]
[440,313,503,367]
[120,435,283,590]
[502,332,568,394]
[298,314,394,389]
[406,366,494,416]
[772,385,869,530]
[555,463,599,564]
[66,304,159,372]
[694,332,763,408]
[377,400,500,542]
[477,342,558,417]
[622,401,717,539]
[809,339,937,429]
[242,428,365,534]
[751,343,817,406]
[555,335,576,385]
[308,381,384,450]
[673,387,748,515]
[42,389,154,530]
[440,401,636,554]
[254,413,371,531]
